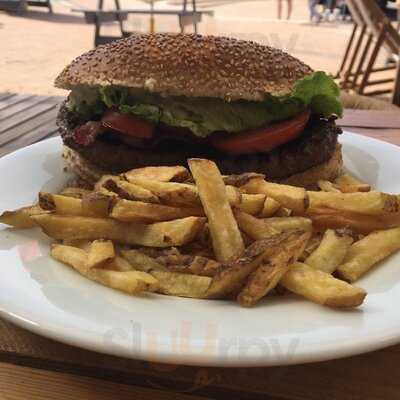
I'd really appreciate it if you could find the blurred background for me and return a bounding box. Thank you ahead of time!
[0,0,400,105]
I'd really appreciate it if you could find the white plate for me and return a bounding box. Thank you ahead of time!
[1,133,400,367]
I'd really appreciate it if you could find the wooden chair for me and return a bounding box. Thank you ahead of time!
[355,0,400,100]
[338,0,400,105]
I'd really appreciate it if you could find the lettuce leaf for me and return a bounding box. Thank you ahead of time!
[118,95,305,137]
[119,103,160,123]
[67,86,105,118]
[70,71,342,138]
[292,71,343,117]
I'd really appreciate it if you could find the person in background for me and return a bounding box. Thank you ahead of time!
[309,0,322,22]
[325,0,336,16]
[376,0,397,21]
[277,0,293,20]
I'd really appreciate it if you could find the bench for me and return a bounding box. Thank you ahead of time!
[73,0,213,47]
[0,0,52,14]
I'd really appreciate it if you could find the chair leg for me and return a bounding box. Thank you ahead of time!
[180,0,187,33]
[359,25,386,95]
[336,23,358,79]
[192,0,197,34]
[351,33,373,90]
[392,57,400,106]
[342,24,367,90]
[94,0,104,47]
[114,0,125,36]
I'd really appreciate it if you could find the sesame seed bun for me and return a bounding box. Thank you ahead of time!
[62,144,342,189]
[55,33,313,101]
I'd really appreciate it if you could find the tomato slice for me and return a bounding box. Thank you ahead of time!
[211,110,311,155]
[102,109,154,139]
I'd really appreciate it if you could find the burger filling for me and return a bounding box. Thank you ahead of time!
[58,71,342,177]
[67,72,342,150]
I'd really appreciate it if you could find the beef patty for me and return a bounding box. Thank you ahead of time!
[57,101,341,178]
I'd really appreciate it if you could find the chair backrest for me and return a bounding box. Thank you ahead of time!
[345,0,364,26]
[353,0,400,54]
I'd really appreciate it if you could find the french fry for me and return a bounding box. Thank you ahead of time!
[263,217,312,232]
[305,229,353,274]
[234,210,280,240]
[281,262,366,308]
[40,193,82,215]
[96,186,119,198]
[81,192,113,217]
[94,175,121,192]
[110,173,240,209]
[206,231,301,299]
[274,207,292,217]
[307,191,399,215]
[124,177,200,206]
[87,240,115,269]
[235,211,312,240]
[104,256,134,272]
[259,197,281,217]
[39,193,84,216]
[62,239,92,251]
[241,178,308,213]
[130,246,181,259]
[337,227,400,282]
[309,211,400,234]
[50,244,158,294]
[33,214,206,247]
[167,256,221,277]
[335,174,371,193]
[51,244,89,274]
[110,199,204,223]
[223,172,265,187]
[180,240,214,258]
[299,233,322,261]
[59,187,92,199]
[124,165,190,183]
[40,192,111,218]
[188,158,244,263]
[92,269,158,293]
[237,194,266,215]
[317,180,341,193]
[225,185,242,207]
[150,271,212,298]
[0,205,48,228]
[105,179,159,204]
[121,249,168,272]
[38,192,55,210]
[237,230,311,307]
[153,247,193,266]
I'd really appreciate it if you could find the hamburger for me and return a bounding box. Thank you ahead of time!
[55,33,343,187]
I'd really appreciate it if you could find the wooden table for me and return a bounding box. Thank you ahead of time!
[1,93,400,400]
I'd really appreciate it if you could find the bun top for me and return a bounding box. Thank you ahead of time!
[55,33,313,101]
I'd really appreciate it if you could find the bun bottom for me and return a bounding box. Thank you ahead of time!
[62,144,343,189]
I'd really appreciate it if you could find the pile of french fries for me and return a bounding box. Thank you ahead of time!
[2,158,400,308]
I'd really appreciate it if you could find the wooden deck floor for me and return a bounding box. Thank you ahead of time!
[0,93,62,157]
